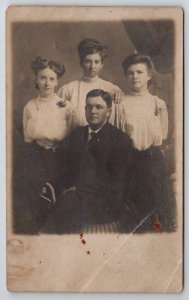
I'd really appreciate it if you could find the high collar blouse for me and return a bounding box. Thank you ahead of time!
[114,91,168,150]
[23,94,73,146]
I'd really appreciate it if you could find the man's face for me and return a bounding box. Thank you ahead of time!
[81,53,103,78]
[85,96,111,130]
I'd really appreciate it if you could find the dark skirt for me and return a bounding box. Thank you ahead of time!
[13,141,64,234]
[123,146,177,233]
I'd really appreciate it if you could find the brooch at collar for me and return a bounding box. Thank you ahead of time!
[56,99,67,107]
[154,98,161,116]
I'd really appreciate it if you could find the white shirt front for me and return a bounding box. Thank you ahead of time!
[88,127,102,142]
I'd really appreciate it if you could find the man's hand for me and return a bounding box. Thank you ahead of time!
[40,182,56,209]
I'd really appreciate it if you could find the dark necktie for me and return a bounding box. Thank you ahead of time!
[90,132,96,140]
[88,131,96,145]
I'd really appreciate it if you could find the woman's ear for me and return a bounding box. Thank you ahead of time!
[147,71,152,81]
[34,78,39,90]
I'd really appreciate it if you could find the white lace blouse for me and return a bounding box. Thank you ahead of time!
[114,91,168,150]
[58,76,122,127]
[23,94,73,148]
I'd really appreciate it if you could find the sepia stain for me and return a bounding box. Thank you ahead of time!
[8,239,24,247]
[79,232,87,244]
[8,265,35,281]
[153,220,161,231]
[81,239,86,245]
[102,253,105,256]
[86,251,90,255]
[7,239,28,255]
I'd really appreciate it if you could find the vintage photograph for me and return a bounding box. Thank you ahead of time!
[7,6,183,292]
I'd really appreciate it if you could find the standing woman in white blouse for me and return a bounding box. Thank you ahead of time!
[115,54,176,232]
[58,38,123,128]
[23,56,73,233]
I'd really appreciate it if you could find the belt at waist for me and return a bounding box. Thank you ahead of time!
[28,140,61,152]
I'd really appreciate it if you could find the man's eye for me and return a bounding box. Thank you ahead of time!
[96,106,104,109]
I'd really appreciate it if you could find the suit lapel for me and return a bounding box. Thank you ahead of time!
[95,123,110,146]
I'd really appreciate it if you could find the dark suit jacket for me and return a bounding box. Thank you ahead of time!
[51,122,133,228]
[65,122,132,191]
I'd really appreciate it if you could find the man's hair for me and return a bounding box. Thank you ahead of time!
[86,89,112,108]
[122,53,153,74]
[78,38,108,65]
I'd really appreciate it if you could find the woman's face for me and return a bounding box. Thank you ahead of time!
[126,63,151,92]
[35,67,58,96]
[81,52,103,78]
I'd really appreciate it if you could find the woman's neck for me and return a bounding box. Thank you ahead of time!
[39,92,56,101]
[130,87,149,96]
[82,75,99,82]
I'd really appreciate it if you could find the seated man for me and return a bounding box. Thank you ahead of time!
[41,89,133,233]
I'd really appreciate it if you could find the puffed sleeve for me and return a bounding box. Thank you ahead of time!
[57,84,71,101]
[110,83,124,103]
[23,104,33,143]
[111,100,127,131]
[109,86,125,126]
[112,83,122,92]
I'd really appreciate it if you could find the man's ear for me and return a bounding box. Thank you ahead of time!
[106,108,112,118]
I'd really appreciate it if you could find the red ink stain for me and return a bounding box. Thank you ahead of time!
[81,239,86,245]
[80,232,83,239]
[87,251,90,255]
[153,220,161,231]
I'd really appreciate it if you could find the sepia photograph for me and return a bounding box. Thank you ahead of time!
[6,6,183,292]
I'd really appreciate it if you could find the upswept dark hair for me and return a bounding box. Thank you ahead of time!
[78,38,108,65]
[86,89,112,108]
[122,54,154,74]
[31,56,65,78]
